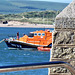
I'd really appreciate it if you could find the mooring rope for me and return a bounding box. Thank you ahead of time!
[0,39,5,43]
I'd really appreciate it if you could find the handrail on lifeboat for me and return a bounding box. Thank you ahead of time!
[0,61,75,75]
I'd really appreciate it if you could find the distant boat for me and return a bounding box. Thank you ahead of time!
[5,30,52,49]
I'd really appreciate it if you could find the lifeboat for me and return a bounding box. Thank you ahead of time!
[37,47,51,51]
[5,30,52,49]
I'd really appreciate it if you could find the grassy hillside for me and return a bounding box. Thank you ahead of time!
[0,0,68,14]
[0,0,68,25]
[0,10,60,25]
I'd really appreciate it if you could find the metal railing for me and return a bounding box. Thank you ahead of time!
[0,61,75,75]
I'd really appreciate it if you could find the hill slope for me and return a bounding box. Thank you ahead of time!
[0,0,68,14]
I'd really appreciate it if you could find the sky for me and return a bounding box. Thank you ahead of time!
[32,0,72,3]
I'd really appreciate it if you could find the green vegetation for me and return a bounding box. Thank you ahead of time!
[0,0,68,25]
[0,11,60,24]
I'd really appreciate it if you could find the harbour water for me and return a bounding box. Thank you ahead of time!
[0,27,53,75]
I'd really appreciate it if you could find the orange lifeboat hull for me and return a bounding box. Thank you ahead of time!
[37,47,51,51]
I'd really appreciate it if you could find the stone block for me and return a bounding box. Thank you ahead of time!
[50,47,75,74]
[52,47,75,59]
[55,18,75,29]
[53,30,74,44]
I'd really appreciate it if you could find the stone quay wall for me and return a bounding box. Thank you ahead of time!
[49,18,75,75]
[49,1,75,74]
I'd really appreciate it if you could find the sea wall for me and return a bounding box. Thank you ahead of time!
[49,30,75,75]
[49,0,75,75]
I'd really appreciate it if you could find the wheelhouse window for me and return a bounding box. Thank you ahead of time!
[38,33,41,36]
[28,33,34,37]
[42,33,45,36]
[34,33,37,36]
